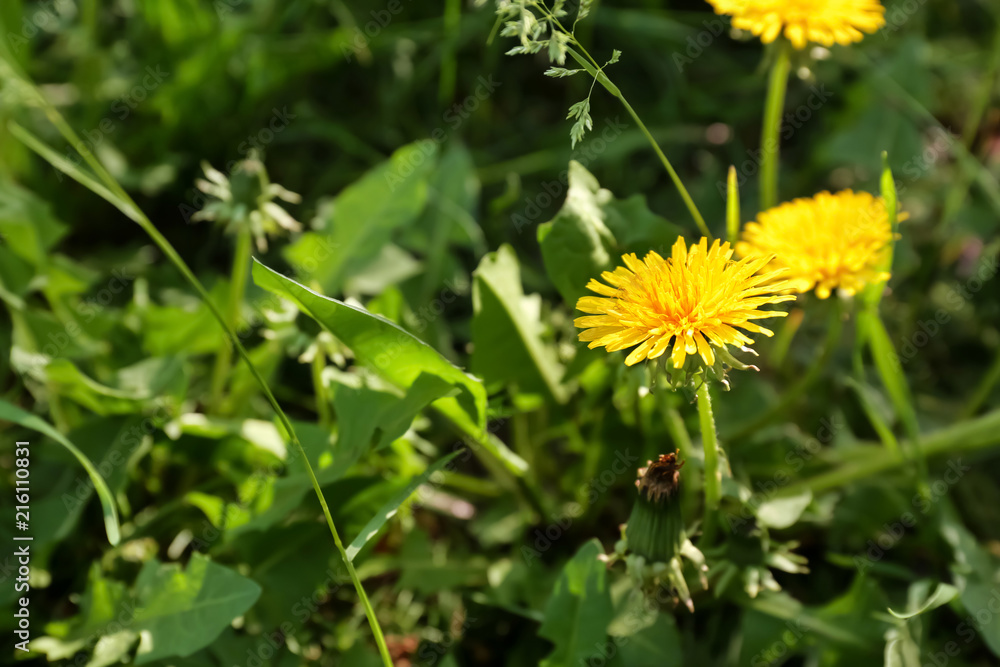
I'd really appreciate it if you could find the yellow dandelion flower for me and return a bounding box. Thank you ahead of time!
[736,190,901,299]
[575,236,794,369]
[705,0,886,49]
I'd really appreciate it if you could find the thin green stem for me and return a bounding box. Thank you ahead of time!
[696,381,721,547]
[564,46,711,238]
[760,42,791,211]
[617,95,711,239]
[5,64,394,667]
[210,226,252,412]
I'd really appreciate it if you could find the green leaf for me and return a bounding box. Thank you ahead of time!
[538,539,614,667]
[614,614,681,666]
[131,553,262,664]
[0,399,121,546]
[346,450,461,561]
[284,141,436,292]
[941,512,1000,657]
[252,259,484,429]
[756,490,812,530]
[537,161,617,306]
[538,161,681,306]
[472,244,568,402]
[252,259,527,475]
[33,565,130,660]
[888,580,959,619]
[860,310,920,443]
[332,372,455,465]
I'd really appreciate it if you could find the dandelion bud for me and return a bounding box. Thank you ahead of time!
[626,452,684,563]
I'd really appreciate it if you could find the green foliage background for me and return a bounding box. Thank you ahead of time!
[1,0,1000,665]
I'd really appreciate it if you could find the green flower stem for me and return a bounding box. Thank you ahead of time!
[565,46,711,238]
[760,41,792,211]
[209,226,252,412]
[726,299,843,442]
[4,62,395,667]
[696,381,721,547]
[664,404,699,519]
[780,407,1000,498]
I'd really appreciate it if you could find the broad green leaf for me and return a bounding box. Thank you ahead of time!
[332,372,455,465]
[614,614,682,667]
[34,565,129,660]
[472,244,568,402]
[0,179,67,267]
[253,259,484,427]
[284,141,436,292]
[538,161,681,306]
[538,539,614,667]
[537,161,617,306]
[346,450,461,561]
[0,399,121,545]
[941,512,1000,657]
[889,581,959,619]
[252,259,527,476]
[131,553,262,664]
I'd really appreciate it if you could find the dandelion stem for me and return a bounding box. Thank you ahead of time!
[696,381,721,546]
[760,41,791,211]
[209,226,252,412]
[617,95,712,239]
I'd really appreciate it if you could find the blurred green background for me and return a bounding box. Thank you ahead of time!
[2,0,1000,665]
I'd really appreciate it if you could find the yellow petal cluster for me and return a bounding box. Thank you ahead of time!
[736,190,898,299]
[575,237,794,369]
[705,0,885,49]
